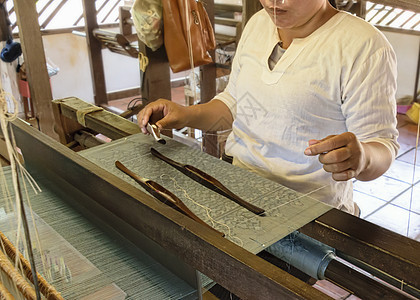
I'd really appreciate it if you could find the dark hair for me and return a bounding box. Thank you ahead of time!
[328,0,337,8]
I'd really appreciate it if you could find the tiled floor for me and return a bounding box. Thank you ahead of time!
[353,114,420,241]
[109,95,420,300]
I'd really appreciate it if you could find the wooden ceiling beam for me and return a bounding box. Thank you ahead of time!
[41,0,69,29]
[38,0,54,18]
[400,11,417,27]
[101,0,120,24]
[11,0,56,31]
[412,18,420,29]
[365,0,420,13]
[367,4,387,22]
[74,0,110,27]
[385,10,406,26]
[376,6,393,23]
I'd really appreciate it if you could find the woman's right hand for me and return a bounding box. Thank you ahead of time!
[137,99,190,134]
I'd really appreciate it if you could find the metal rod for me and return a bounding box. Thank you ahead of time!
[325,259,413,300]
[336,251,420,299]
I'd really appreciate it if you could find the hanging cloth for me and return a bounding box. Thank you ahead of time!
[131,0,164,51]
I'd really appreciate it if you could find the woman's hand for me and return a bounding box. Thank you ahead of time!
[137,99,233,134]
[137,99,190,134]
[304,132,371,181]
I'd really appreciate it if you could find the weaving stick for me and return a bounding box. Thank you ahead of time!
[0,231,64,300]
[115,161,225,237]
[150,148,265,215]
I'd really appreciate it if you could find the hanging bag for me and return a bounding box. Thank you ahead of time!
[162,0,216,73]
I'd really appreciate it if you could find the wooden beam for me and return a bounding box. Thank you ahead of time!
[214,3,242,13]
[107,87,140,101]
[400,11,417,28]
[139,42,171,104]
[101,0,120,24]
[38,0,54,18]
[348,1,366,18]
[385,10,406,26]
[367,4,387,23]
[0,1,12,41]
[82,0,108,106]
[200,0,218,157]
[242,0,262,29]
[12,23,119,37]
[366,0,420,13]
[53,97,141,140]
[375,24,420,35]
[13,0,58,140]
[119,6,132,36]
[40,0,69,29]
[74,0,110,26]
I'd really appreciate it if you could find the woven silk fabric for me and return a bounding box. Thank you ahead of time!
[80,133,332,254]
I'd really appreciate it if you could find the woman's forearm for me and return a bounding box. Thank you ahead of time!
[356,142,393,181]
[185,99,233,131]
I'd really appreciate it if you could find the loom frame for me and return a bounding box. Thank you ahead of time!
[12,98,420,298]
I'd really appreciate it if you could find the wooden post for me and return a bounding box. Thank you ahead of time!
[13,0,58,140]
[119,6,132,36]
[242,0,262,29]
[0,1,12,42]
[139,42,171,103]
[82,0,108,106]
[201,0,218,157]
[352,0,367,18]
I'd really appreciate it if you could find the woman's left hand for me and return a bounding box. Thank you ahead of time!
[304,132,368,181]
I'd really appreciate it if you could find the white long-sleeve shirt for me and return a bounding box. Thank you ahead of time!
[216,10,399,214]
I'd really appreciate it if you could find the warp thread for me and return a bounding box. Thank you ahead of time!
[0,89,61,298]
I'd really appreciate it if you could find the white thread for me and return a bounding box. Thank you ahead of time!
[0,90,24,270]
[19,166,49,281]
[160,174,244,247]
[249,237,265,248]
[0,89,44,289]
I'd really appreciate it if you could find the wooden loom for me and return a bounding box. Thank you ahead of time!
[0,231,63,300]
[2,97,418,299]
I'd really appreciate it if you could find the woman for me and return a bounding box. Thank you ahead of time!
[138,0,399,215]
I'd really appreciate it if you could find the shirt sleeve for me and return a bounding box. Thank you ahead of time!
[341,46,400,161]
